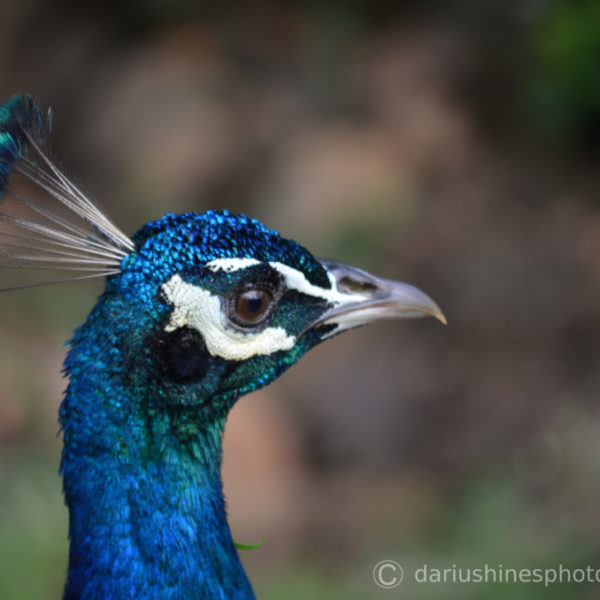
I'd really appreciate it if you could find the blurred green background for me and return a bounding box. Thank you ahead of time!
[1,1,600,598]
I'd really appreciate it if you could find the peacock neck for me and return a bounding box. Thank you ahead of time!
[60,362,255,599]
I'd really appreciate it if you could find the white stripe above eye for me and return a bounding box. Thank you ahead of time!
[206,257,260,273]
[206,258,369,306]
[162,274,296,361]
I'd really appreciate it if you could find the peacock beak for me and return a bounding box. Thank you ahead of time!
[311,259,446,332]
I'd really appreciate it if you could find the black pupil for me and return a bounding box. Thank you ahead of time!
[246,295,263,314]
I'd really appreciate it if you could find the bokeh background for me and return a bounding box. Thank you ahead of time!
[1,1,600,599]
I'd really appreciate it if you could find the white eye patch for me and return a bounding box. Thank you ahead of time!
[162,260,371,361]
[161,275,295,361]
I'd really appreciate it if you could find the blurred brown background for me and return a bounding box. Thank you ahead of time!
[1,1,600,599]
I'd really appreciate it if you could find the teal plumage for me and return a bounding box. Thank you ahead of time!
[0,94,445,599]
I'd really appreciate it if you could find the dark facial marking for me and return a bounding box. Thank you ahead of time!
[155,326,209,384]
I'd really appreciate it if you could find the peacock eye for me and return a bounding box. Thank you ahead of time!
[232,288,273,326]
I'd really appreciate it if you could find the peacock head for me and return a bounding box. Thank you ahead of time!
[96,210,446,422]
[0,94,445,431]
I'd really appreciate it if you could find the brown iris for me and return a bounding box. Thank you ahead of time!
[234,289,273,325]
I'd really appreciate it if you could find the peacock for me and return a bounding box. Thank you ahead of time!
[0,94,445,599]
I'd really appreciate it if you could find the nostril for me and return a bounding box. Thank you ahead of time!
[336,276,378,295]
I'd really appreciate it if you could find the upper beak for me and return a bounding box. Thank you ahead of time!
[311,259,446,333]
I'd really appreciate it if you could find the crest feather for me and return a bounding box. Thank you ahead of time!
[0,94,133,291]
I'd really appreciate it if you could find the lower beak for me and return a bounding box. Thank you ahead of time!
[312,260,446,333]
